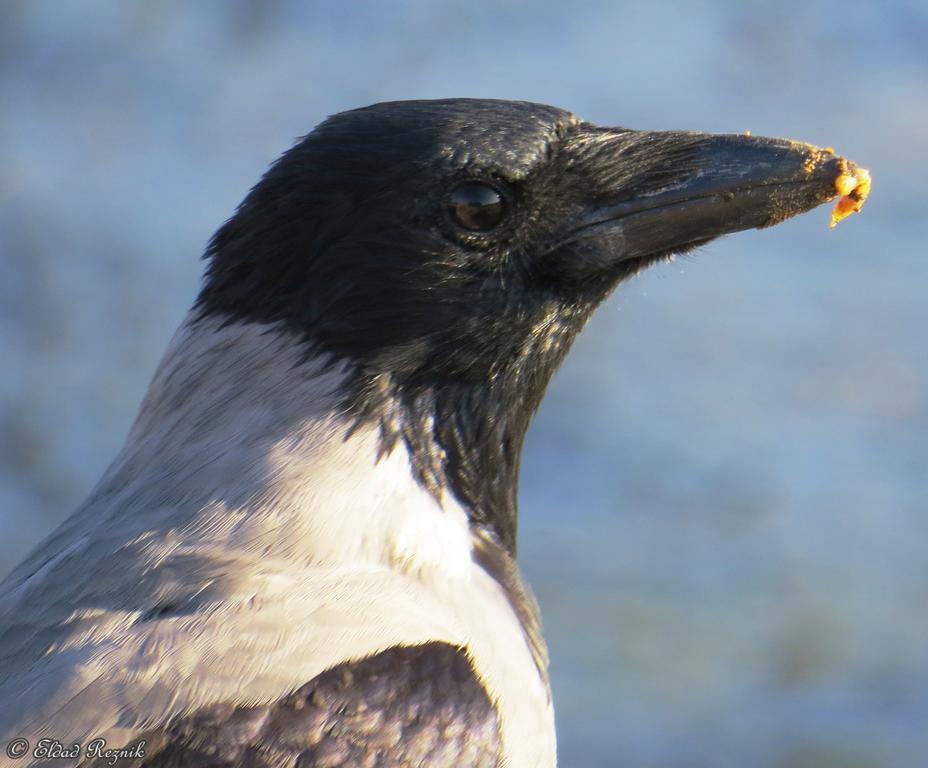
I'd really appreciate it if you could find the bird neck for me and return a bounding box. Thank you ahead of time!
[113,312,550,679]
[130,306,577,559]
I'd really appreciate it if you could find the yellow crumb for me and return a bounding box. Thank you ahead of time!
[830,167,871,229]
[834,173,858,197]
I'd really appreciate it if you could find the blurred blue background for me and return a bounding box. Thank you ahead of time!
[1,1,926,765]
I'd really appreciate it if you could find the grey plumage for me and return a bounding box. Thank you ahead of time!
[0,315,553,767]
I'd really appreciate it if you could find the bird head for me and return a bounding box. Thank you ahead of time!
[196,99,865,551]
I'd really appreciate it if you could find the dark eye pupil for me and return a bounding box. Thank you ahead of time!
[448,182,505,231]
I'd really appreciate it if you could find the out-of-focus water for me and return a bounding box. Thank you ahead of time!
[1,2,926,765]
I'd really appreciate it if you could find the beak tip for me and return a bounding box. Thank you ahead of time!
[792,141,871,229]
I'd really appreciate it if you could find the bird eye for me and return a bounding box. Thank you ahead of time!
[447,182,506,232]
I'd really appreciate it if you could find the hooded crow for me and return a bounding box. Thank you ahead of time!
[0,99,869,767]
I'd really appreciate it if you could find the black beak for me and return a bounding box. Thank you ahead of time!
[568,131,870,262]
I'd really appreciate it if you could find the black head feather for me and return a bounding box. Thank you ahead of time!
[197,98,848,552]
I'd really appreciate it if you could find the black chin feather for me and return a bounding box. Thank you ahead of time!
[347,297,591,554]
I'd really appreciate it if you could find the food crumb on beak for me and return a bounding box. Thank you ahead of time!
[830,166,871,229]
